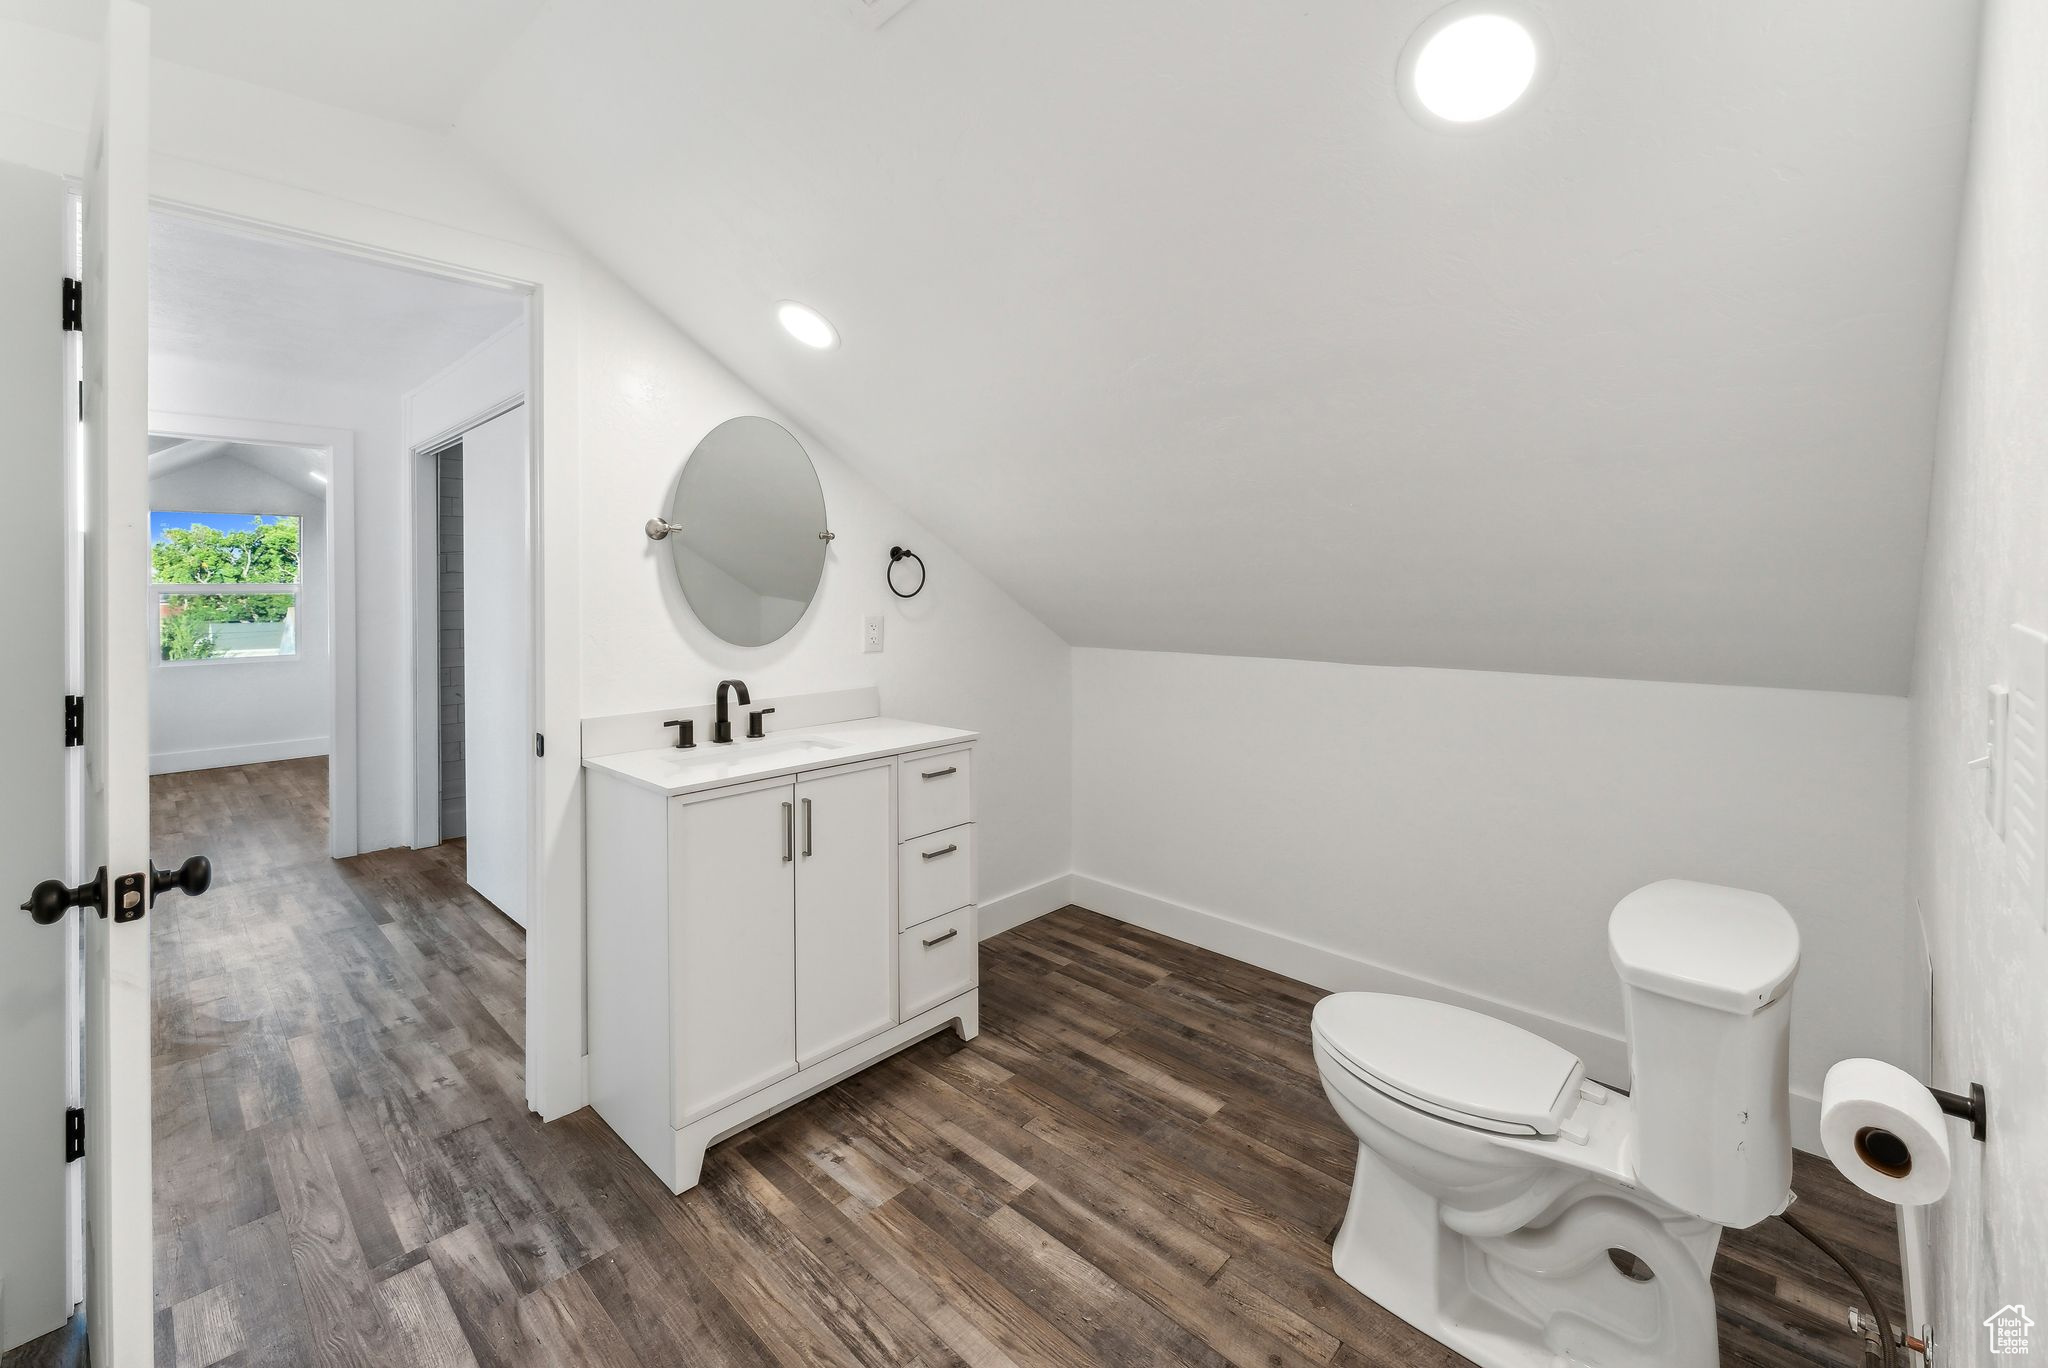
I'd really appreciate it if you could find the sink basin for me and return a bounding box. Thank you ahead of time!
[730,734,849,756]
[658,732,852,780]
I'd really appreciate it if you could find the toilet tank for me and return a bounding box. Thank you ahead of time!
[1609,880,1800,1228]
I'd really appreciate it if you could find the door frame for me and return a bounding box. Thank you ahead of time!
[408,392,526,855]
[144,408,359,859]
[139,194,585,1125]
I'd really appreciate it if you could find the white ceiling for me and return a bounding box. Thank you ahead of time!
[150,213,527,392]
[0,0,550,130]
[449,0,1980,693]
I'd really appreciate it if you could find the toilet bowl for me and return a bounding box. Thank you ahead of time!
[1312,880,1800,1368]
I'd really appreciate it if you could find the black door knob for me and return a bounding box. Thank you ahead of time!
[151,855,212,903]
[19,869,106,925]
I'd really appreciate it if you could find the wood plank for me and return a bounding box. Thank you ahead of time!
[373,1261,482,1368]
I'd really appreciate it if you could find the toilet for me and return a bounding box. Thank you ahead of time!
[1311,880,1800,1368]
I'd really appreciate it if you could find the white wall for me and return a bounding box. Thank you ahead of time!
[149,355,408,845]
[1073,649,1912,1148]
[1909,0,2048,1348]
[389,253,1079,916]
[148,457,328,772]
[579,265,1073,913]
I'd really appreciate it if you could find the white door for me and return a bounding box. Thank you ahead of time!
[0,157,74,1358]
[80,3,157,1363]
[459,406,530,925]
[670,780,798,1123]
[795,762,896,1065]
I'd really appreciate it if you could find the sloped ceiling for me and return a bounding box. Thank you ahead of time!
[35,0,1981,693]
[148,440,328,500]
[448,0,1980,694]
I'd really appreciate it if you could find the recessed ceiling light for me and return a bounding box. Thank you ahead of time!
[777,301,839,350]
[1399,3,1549,128]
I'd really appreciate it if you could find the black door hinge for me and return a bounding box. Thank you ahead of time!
[64,695,84,748]
[534,732,546,758]
[64,1107,84,1163]
[61,278,81,332]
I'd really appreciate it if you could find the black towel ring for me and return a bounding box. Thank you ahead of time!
[888,546,926,599]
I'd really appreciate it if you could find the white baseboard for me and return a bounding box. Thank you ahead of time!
[149,736,330,775]
[1066,872,1826,1155]
[979,873,1074,938]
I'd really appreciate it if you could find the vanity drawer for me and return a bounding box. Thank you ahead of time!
[899,823,974,929]
[899,747,972,840]
[899,907,976,1018]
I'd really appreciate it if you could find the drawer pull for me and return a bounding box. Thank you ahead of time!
[922,928,959,948]
[921,843,958,861]
[920,765,958,780]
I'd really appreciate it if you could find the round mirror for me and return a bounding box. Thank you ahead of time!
[659,417,830,646]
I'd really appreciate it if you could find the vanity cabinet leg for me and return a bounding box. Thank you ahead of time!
[951,991,981,1043]
[672,1130,709,1196]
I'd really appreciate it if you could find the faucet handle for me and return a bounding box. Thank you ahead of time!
[747,707,776,739]
[663,718,695,749]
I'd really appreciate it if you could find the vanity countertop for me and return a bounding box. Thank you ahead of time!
[584,717,977,798]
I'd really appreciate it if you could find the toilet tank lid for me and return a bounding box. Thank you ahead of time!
[1608,880,1800,1015]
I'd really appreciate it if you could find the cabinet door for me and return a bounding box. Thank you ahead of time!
[670,780,797,1125]
[795,761,897,1065]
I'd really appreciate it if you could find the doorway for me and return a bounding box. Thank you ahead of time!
[137,210,543,1358]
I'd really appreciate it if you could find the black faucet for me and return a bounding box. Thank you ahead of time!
[713,679,750,744]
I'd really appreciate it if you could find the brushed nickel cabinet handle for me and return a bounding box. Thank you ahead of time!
[802,798,813,858]
[922,928,959,948]
[921,766,958,780]
[921,843,958,861]
[781,802,793,863]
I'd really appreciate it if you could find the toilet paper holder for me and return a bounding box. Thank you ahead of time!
[1929,1082,1988,1142]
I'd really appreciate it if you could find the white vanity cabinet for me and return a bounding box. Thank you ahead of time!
[585,718,979,1194]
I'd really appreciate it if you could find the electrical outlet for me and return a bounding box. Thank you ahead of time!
[862,615,885,654]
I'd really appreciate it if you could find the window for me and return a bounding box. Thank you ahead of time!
[150,512,302,661]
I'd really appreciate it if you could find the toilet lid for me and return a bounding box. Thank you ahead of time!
[1313,993,1585,1137]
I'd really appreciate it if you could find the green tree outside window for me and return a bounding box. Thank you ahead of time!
[152,516,300,661]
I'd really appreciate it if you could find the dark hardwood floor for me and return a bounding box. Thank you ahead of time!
[106,757,1909,1367]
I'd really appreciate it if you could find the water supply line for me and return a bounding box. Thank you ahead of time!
[1777,1199,1896,1368]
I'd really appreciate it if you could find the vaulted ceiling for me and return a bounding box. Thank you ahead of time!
[24,0,1988,693]
[452,0,1981,693]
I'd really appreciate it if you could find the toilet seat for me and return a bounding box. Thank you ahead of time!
[1312,994,1585,1137]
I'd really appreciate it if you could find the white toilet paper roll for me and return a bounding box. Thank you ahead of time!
[1818,1058,1952,1205]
